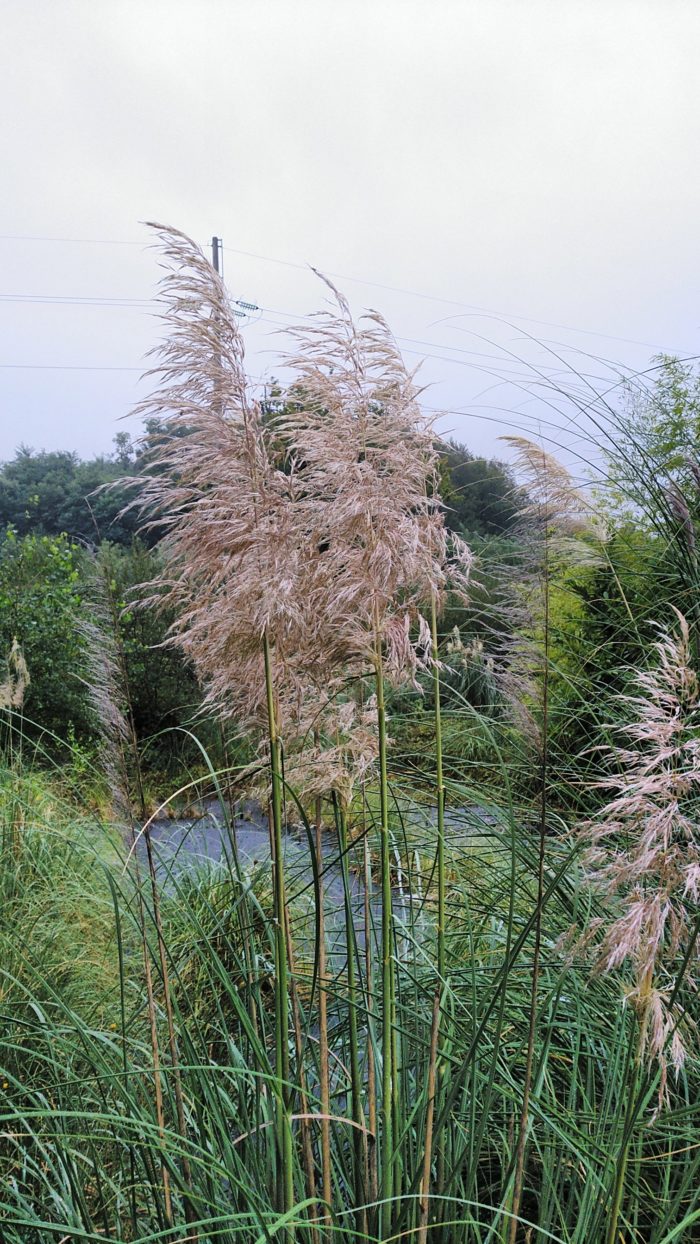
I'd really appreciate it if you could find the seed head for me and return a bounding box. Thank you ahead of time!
[0,639,30,711]
[580,609,700,1096]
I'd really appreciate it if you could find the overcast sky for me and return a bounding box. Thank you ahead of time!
[1,0,698,476]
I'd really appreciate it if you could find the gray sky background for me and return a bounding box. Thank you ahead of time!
[1,0,699,477]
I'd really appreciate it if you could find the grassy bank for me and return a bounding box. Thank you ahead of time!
[1,760,698,1243]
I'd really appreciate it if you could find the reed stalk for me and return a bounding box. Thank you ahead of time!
[375,624,395,1239]
[84,565,176,1228]
[336,795,366,1234]
[109,574,198,1236]
[428,592,448,1238]
[507,499,551,1244]
[364,830,379,1231]
[285,909,318,1244]
[605,1012,648,1244]
[142,826,198,1239]
[431,594,446,980]
[263,631,295,1231]
[418,988,442,1244]
[315,791,332,1226]
[130,837,173,1228]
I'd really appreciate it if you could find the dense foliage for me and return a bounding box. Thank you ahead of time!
[0,430,521,768]
[0,431,521,547]
[0,528,94,746]
[0,439,142,545]
[438,437,524,537]
[1,228,699,1243]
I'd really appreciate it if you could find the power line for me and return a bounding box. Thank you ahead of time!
[0,294,152,308]
[0,286,648,389]
[225,243,672,351]
[0,233,144,246]
[0,229,686,353]
[0,362,270,383]
[0,252,691,397]
[0,292,611,381]
[0,363,142,371]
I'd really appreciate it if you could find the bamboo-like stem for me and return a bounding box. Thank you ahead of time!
[285,911,318,1244]
[430,593,448,1227]
[375,625,395,1239]
[508,527,550,1244]
[263,631,295,1232]
[418,989,442,1244]
[391,933,401,1210]
[364,830,379,1232]
[337,796,366,1235]
[430,594,446,981]
[315,791,332,1225]
[605,993,650,1244]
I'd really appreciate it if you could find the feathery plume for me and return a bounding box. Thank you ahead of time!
[281,277,455,685]
[667,482,696,556]
[499,435,604,550]
[488,438,604,737]
[687,457,700,493]
[580,609,700,1097]
[0,640,30,711]
[284,696,379,807]
[130,224,317,734]
[131,230,467,781]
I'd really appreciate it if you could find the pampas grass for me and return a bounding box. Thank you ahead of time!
[3,227,700,1244]
[568,608,700,1244]
[581,609,700,1083]
[0,639,29,712]
[128,228,472,1240]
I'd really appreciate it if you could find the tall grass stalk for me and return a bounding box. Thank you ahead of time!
[375,626,395,1238]
[431,594,446,982]
[82,566,181,1228]
[363,830,379,1227]
[418,987,442,1244]
[507,564,549,1244]
[604,1017,647,1244]
[7,226,700,1243]
[315,790,332,1226]
[285,905,318,1243]
[263,632,295,1229]
[336,794,366,1235]
[142,823,198,1239]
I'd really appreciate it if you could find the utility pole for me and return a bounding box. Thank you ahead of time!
[212,237,260,322]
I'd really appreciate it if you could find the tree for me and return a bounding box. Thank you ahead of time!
[601,355,700,655]
[0,439,144,546]
[0,529,95,747]
[438,439,523,537]
[606,355,700,515]
[97,540,206,750]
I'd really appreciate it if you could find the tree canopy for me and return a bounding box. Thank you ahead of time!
[437,439,523,537]
[0,431,521,545]
[0,440,142,546]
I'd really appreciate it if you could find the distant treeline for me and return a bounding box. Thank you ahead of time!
[0,429,522,770]
[0,428,523,546]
